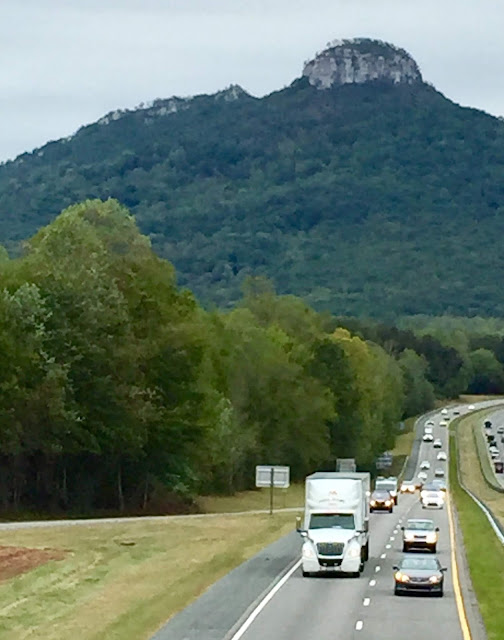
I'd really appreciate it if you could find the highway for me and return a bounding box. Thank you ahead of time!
[228,408,469,640]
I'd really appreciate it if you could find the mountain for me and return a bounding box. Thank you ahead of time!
[2,38,504,318]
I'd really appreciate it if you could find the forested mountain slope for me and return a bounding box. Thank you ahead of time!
[2,38,504,318]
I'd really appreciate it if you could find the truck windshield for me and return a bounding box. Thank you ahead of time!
[309,514,355,530]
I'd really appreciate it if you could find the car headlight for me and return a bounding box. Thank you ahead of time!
[394,571,410,583]
[348,546,360,558]
[426,533,437,543]
[404,533,415,541]
[385,500,391,506]
[370,500,376,506]
[302,544,315,559]
[429,575,441,583]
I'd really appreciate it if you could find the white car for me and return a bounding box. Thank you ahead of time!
[439,420,448,427]
[433,438,443,448]
[441,408,448,416]
[423,433,434,442]
[418,471,428,482]
[468,404,476,410]
[421,490,444,509]
[424,426,433,435]
[420,460,431,470]
[437,451,447,461]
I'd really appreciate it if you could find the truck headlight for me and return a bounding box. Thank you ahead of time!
[426,533,437,543]
[348,546,360,558]
[302,545,315,559]
[404,533,414,541]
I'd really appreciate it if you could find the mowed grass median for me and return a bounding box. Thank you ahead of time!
[0,496,302,640]
[450,414,504,640]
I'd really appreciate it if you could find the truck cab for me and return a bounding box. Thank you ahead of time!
[298,472,370,577]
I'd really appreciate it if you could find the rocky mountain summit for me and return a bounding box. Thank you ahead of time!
[302,38,422,89]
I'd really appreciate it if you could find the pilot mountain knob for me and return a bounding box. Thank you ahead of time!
[302,38,422,89]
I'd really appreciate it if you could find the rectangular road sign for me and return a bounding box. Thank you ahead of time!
[255,465,290,488]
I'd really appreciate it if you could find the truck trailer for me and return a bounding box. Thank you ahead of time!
[298,471,370,577]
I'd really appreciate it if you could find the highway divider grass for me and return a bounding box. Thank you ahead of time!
[0,511,299,640]
[450,418,504,640]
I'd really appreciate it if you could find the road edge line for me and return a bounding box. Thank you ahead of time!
[228,559,302,640]
[447,491,472,640]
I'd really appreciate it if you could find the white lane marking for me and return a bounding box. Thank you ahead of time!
[390,536,395,541]
[380,553,386,559]
[375,565,381,572]
[386,544,391,549]
[393,529,398,534]
[356,620,364,631]
[369,579,376,586]
[363,598,370,607]
[229,559,301,639]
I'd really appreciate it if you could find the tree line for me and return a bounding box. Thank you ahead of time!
[0,199,498,515]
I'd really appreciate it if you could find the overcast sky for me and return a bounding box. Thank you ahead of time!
[1,0,503,163]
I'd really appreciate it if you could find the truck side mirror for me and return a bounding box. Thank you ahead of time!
[400,526,404,531]
[392,565,399,571]
[298,530,308,538]
[295,516,302,531]
[435,527,439,531]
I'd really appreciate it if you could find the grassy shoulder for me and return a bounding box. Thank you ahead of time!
[0,511,299,640]
[197,483,304,513]
[454,411,504,525]
[450,417,504,640]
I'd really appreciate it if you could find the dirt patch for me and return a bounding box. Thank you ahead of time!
[0,546,66,581]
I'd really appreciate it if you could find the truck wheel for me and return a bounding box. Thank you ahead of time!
[363,542,369,561]
[394,496,398,505]
[302,570,311,578]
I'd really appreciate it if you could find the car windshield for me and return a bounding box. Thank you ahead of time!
[406,520,435,531]
[372,491,390,499]
[426,492,439,498]
[309,513,355,530]
[376,483,395,492]
[401,557,439,571]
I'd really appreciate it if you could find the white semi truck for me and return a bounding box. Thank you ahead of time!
[297,471,370,577]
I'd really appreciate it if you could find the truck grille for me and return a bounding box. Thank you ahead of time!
[316,542,344,556]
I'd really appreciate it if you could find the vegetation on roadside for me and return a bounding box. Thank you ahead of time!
[0,512,298,640]
[449,422,504,640]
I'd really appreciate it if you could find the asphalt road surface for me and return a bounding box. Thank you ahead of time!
[233,410,461,640]
[154,406,489,640]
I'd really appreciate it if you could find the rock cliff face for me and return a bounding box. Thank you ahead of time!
[302,38,422,89]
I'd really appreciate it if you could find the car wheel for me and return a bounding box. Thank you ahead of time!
[394,496,398,505]
[363,542,369,562]
[431,545,437,553]
[394,586,401,596]
[389,507,393,513]
[402,544,408,552]
[436,588,444,597]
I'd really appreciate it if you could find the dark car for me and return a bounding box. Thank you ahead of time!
[393,555,446,596]
[370,490,394,513]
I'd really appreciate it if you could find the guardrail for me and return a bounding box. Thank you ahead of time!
[452,414,504,545]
